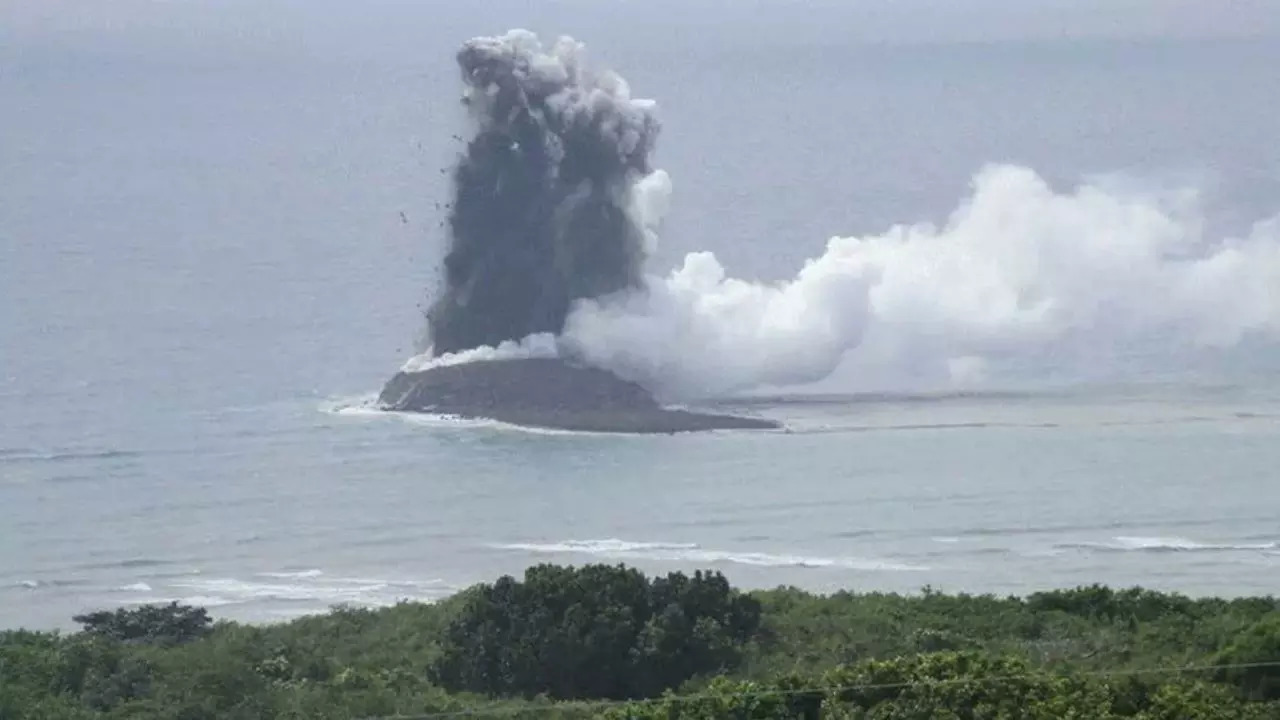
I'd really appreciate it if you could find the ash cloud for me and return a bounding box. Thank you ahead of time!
[426,30,663,356]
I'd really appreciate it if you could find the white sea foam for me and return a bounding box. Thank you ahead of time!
[330,403,508,432]
[121,594,240,608]
[1059,536,1279,552]
[117,582,153,592]
[325,397,526,435]
[328,577,450,589]
[370,408,635,438]
[491,538,926,571]
[319,394,380,414]
[1115,536,1278,551]
[496,539,701,554]
[257,569,324,580]
[170,578,375,603]
[176,595,239,608]
[685,550,925,572]
[163,572,457,609]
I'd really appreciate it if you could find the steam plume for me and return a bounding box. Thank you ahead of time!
[563,165,1280,398]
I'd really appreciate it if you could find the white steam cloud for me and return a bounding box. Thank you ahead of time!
[560,164,1280,399]
[402,333,559,373]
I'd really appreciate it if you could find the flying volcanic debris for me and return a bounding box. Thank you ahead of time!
[426,30,662,356]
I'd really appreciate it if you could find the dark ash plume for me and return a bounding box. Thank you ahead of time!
[426,30,661,356]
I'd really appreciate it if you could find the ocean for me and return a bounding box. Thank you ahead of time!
[3,2,1279,630]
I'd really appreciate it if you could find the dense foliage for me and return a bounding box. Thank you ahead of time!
[2,567,1278,720]
[431,564,761,700]
[603,652,1280,719]
[72,602,212,646]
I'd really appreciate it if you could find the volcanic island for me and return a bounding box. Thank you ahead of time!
[378,358,780,434]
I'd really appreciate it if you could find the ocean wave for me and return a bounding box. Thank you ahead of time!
[712,390,1042,408]
[831,529,879,539]
[387,410,645,437]
[124,595,241,609]
[331,404,506,431]
[0,448,141,464]
[344,530,463,549]
[75,558,176,571]
[691,550,924,572]
[1056,536,1279,553]
[174,595,240,608]
[323,395,471,427]
[788,421,1059,435]
[162,572,457,609]
[327,577,450,589]
[490,538,926,571]
[141,568,205,580]
[169,578,379,604]
[957,516,1277,539]
[318,394,381,414]
[329,401,664,438]
[12,578,88,590]
[773,408,1280,437]
[495,539,701,554]
[116,582,153,593]
[257,569,324,580]
[43,474,100,485]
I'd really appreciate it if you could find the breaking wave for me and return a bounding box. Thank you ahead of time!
[0,447,141,464]
[111,570,458,612]
[1056,536,1278,553]
[115,582,153,593]
[490,538,927,571]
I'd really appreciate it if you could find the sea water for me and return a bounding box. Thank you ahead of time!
[3,3,1279,629]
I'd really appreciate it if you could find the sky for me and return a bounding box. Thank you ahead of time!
[3,0,1277,59]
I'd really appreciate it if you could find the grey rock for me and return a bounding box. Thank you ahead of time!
[379,358,779,434]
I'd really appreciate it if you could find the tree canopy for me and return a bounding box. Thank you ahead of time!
[73,602,212,646]
[1,565,1278,719]
[431,564,762,699]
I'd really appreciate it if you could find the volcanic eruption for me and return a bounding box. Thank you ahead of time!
[378,30,778,432]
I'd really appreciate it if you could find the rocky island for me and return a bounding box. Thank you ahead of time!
[378,358,779,433]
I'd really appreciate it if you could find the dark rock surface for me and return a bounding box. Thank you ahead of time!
[378,358,780,434]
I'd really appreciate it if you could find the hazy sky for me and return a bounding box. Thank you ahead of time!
[4,0,1278,58]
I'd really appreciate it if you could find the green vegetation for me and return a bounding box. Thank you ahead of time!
[2,566,1278,719]
[72,602,212,647]
[433,564,760,700]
